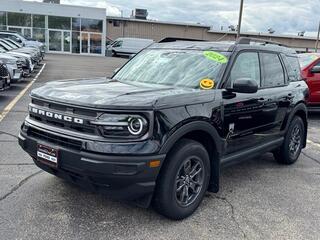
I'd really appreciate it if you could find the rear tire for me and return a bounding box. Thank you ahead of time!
[153,139,211,220]
[273,116,305,165]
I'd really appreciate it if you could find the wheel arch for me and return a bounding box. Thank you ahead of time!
[283,102,308,148]
[159,121,224,193]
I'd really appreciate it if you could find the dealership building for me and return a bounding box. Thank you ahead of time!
[0,0,318,55]
[0,0,106,56]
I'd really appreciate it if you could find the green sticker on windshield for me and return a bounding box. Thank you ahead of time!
[203,51,228,64]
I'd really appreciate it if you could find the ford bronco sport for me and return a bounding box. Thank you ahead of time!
[19,37,309,220]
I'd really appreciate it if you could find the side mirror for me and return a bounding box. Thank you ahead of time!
[310,66,320,74]
[229,78,258,94]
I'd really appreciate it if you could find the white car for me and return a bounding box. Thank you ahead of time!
[107,38,154,57]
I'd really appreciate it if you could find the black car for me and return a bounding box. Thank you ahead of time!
[19,37,309,220]
[0,62,10,90]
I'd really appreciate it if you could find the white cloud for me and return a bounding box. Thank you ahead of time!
[23,0,319,35]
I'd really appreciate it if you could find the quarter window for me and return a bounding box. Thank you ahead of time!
[281,54,301,82]
[261,53,285,87]
[229,52,261,87]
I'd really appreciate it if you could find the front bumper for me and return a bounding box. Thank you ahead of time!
[0,76,10,90]
[18,124,166,201]
[12,68,23,81]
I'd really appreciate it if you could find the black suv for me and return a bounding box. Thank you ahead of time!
[19,38,309,220]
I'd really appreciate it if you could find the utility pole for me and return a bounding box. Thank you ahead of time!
[237,0,244,39]
[316,21,320,53]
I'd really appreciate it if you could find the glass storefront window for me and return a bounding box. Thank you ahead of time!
[48,16,70,30]
[33,15,45,28]
[49,30,62,51]
[72,31,80,53]
[63,31,71,52]
[0,11,6,28]
[72,18,81,31]
[81,18,102,32]
[90,34,102,54]
[8,12,31,27]
[33,28,45,42]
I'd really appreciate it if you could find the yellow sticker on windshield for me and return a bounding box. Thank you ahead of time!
[200,79,215,90]
[203,51,228,64]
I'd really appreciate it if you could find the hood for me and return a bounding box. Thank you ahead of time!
[31,78,215,110]
[0,53,17,61]
[25,41,43,48]
[5,51,31,60]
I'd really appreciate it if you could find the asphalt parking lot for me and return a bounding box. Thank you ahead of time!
[1,54,320,240]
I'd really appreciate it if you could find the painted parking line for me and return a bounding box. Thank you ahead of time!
[0,63,46,123]
[307,139,320,149]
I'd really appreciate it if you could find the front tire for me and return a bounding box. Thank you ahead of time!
[153,139,211,220]
[273,116,305,165]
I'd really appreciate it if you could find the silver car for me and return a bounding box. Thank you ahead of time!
[0,54,22,82]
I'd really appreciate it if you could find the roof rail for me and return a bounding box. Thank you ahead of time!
[237,37,287,47]
[159,37,205,43]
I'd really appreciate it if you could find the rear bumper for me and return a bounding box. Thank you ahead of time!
[18,129,166,201]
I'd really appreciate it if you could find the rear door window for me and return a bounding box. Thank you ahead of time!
[260,53,285,88]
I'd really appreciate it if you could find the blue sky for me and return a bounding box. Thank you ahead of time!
[25,0,319,37]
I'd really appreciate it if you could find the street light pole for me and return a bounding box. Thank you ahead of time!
[315,21,320,53]
[237,0,244,39]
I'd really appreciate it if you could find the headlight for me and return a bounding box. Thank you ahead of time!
[90,114,148,138]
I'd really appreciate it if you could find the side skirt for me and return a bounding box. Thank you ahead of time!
[220,137,284,168]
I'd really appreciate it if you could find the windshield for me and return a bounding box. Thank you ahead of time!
[298,54,320,68]
[2,40,17,49]
[0,41,13,50]
[5,38,21,48]
[113,49,229,89]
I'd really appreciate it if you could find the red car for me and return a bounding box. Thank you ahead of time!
[298,53,320,110]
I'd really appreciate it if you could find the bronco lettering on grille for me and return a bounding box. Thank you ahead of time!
[29,106,84,124]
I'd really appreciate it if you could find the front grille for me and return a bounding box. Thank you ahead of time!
[30,99,99,135]
[31,99,97,117]
[28,127,82,150]
[0,64,8,77]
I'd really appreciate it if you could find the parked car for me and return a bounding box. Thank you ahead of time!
[0,62,10,91]
[0,47,34,77]
[19,37,308,220]
[5,38,42,61]
[0,54,22,83]
[0,30,45,59]
[298,53,320,110]
[107,37,154,57]
[0,40,40,66]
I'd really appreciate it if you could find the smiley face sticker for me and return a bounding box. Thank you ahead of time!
[200,78,215,90]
